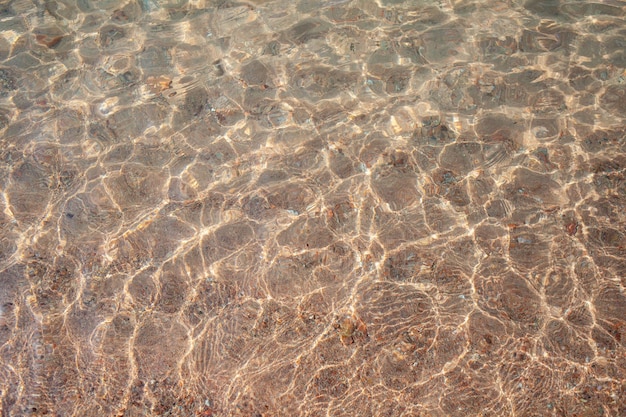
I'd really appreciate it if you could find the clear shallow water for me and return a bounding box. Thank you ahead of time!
[0,0,625,416]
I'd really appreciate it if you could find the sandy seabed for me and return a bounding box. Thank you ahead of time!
[0,0,625,416]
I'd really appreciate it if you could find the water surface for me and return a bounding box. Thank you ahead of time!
[0,0,625,416]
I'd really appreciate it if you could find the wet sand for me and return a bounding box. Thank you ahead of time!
[0,0,625,416]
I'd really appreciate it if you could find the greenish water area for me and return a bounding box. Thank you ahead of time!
[0,0,624,416]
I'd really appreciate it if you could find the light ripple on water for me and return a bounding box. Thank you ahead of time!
[0,1,624,416]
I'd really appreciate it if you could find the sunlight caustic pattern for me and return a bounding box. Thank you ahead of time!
[0,0,624,416]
